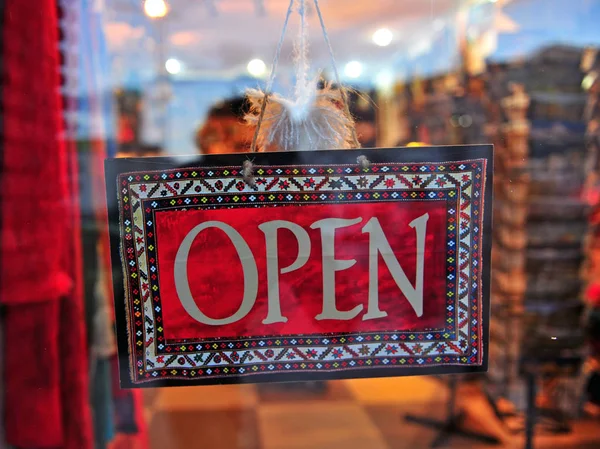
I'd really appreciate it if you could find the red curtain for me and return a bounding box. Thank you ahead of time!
[1,1,92,448]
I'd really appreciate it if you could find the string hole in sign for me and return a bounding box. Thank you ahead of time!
[357,155,370,169]
[242,160,256,187]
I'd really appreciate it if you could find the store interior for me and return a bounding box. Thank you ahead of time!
[2,0,600,448]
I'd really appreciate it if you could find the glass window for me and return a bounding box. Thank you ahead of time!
[1,1,600,448]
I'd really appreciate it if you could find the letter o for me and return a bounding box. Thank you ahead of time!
[174,221,258,325]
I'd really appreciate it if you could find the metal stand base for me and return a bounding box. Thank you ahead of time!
[404,377,502,448]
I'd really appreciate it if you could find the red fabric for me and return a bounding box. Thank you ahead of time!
[155,201,447,340]
[3,302,63,447]
[1,1,92,448]
[587,283,600,307]
[132,390,149,449]
[1,2,73,304]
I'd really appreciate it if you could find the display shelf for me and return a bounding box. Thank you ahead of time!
[487,50,589,436]
[579,47,600,420]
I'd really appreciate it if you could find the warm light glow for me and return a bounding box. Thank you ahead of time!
[165,58,181,74]
[247,59,267,77]
[372,28,393,47]
[375,70,394,90]
[144,0,168,18]
[344,61,363,79]
[582,72,597,91]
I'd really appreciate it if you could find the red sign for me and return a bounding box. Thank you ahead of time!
[106,146,492,388]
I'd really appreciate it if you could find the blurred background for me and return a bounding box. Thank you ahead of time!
[2,0,600,449]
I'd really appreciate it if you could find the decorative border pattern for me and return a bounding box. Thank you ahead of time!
[116,159,487,384]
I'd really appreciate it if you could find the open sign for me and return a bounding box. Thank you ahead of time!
[172,212,430,326]
[106,146,492,387]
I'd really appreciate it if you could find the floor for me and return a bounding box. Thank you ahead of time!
[143,376,600,449]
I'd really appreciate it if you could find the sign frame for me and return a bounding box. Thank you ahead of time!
[106,145,493,388]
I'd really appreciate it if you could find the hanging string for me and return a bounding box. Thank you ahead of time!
[250,0,295,152]
[295,0,309,104]
[313,0,360,149]
[251,0,360,151]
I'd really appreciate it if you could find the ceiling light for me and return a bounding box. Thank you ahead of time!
[144,0,168,18]
[165,58,181,75]
[372,28,393,47]
[344,61,363,79]
[247,59,267,77]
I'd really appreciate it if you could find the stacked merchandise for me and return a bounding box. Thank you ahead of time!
[349,89,378,147]
[403,74,428,144]
[397,73,474,147]
[422,78,454,145]
[521,47,588,422]
[581,48,600,415]
[488,46,589,430]
[377,80,411,147]
[452,76,489,145]
[489,83,531,401]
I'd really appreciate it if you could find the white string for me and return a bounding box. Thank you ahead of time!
[265,0,295,94]
[250,0,295,152]
[296,0,309,99]
[313,0,342,90]
[313,0,360,148]
[252,0,360,151]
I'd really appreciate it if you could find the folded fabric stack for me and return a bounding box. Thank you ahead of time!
[581,51,600,412]
[489,83,531,399]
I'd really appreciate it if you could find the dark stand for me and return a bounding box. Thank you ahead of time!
[521,355,580,449]
[482,385,519,432]
[525,372,536,449]
[404,377,502,448]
